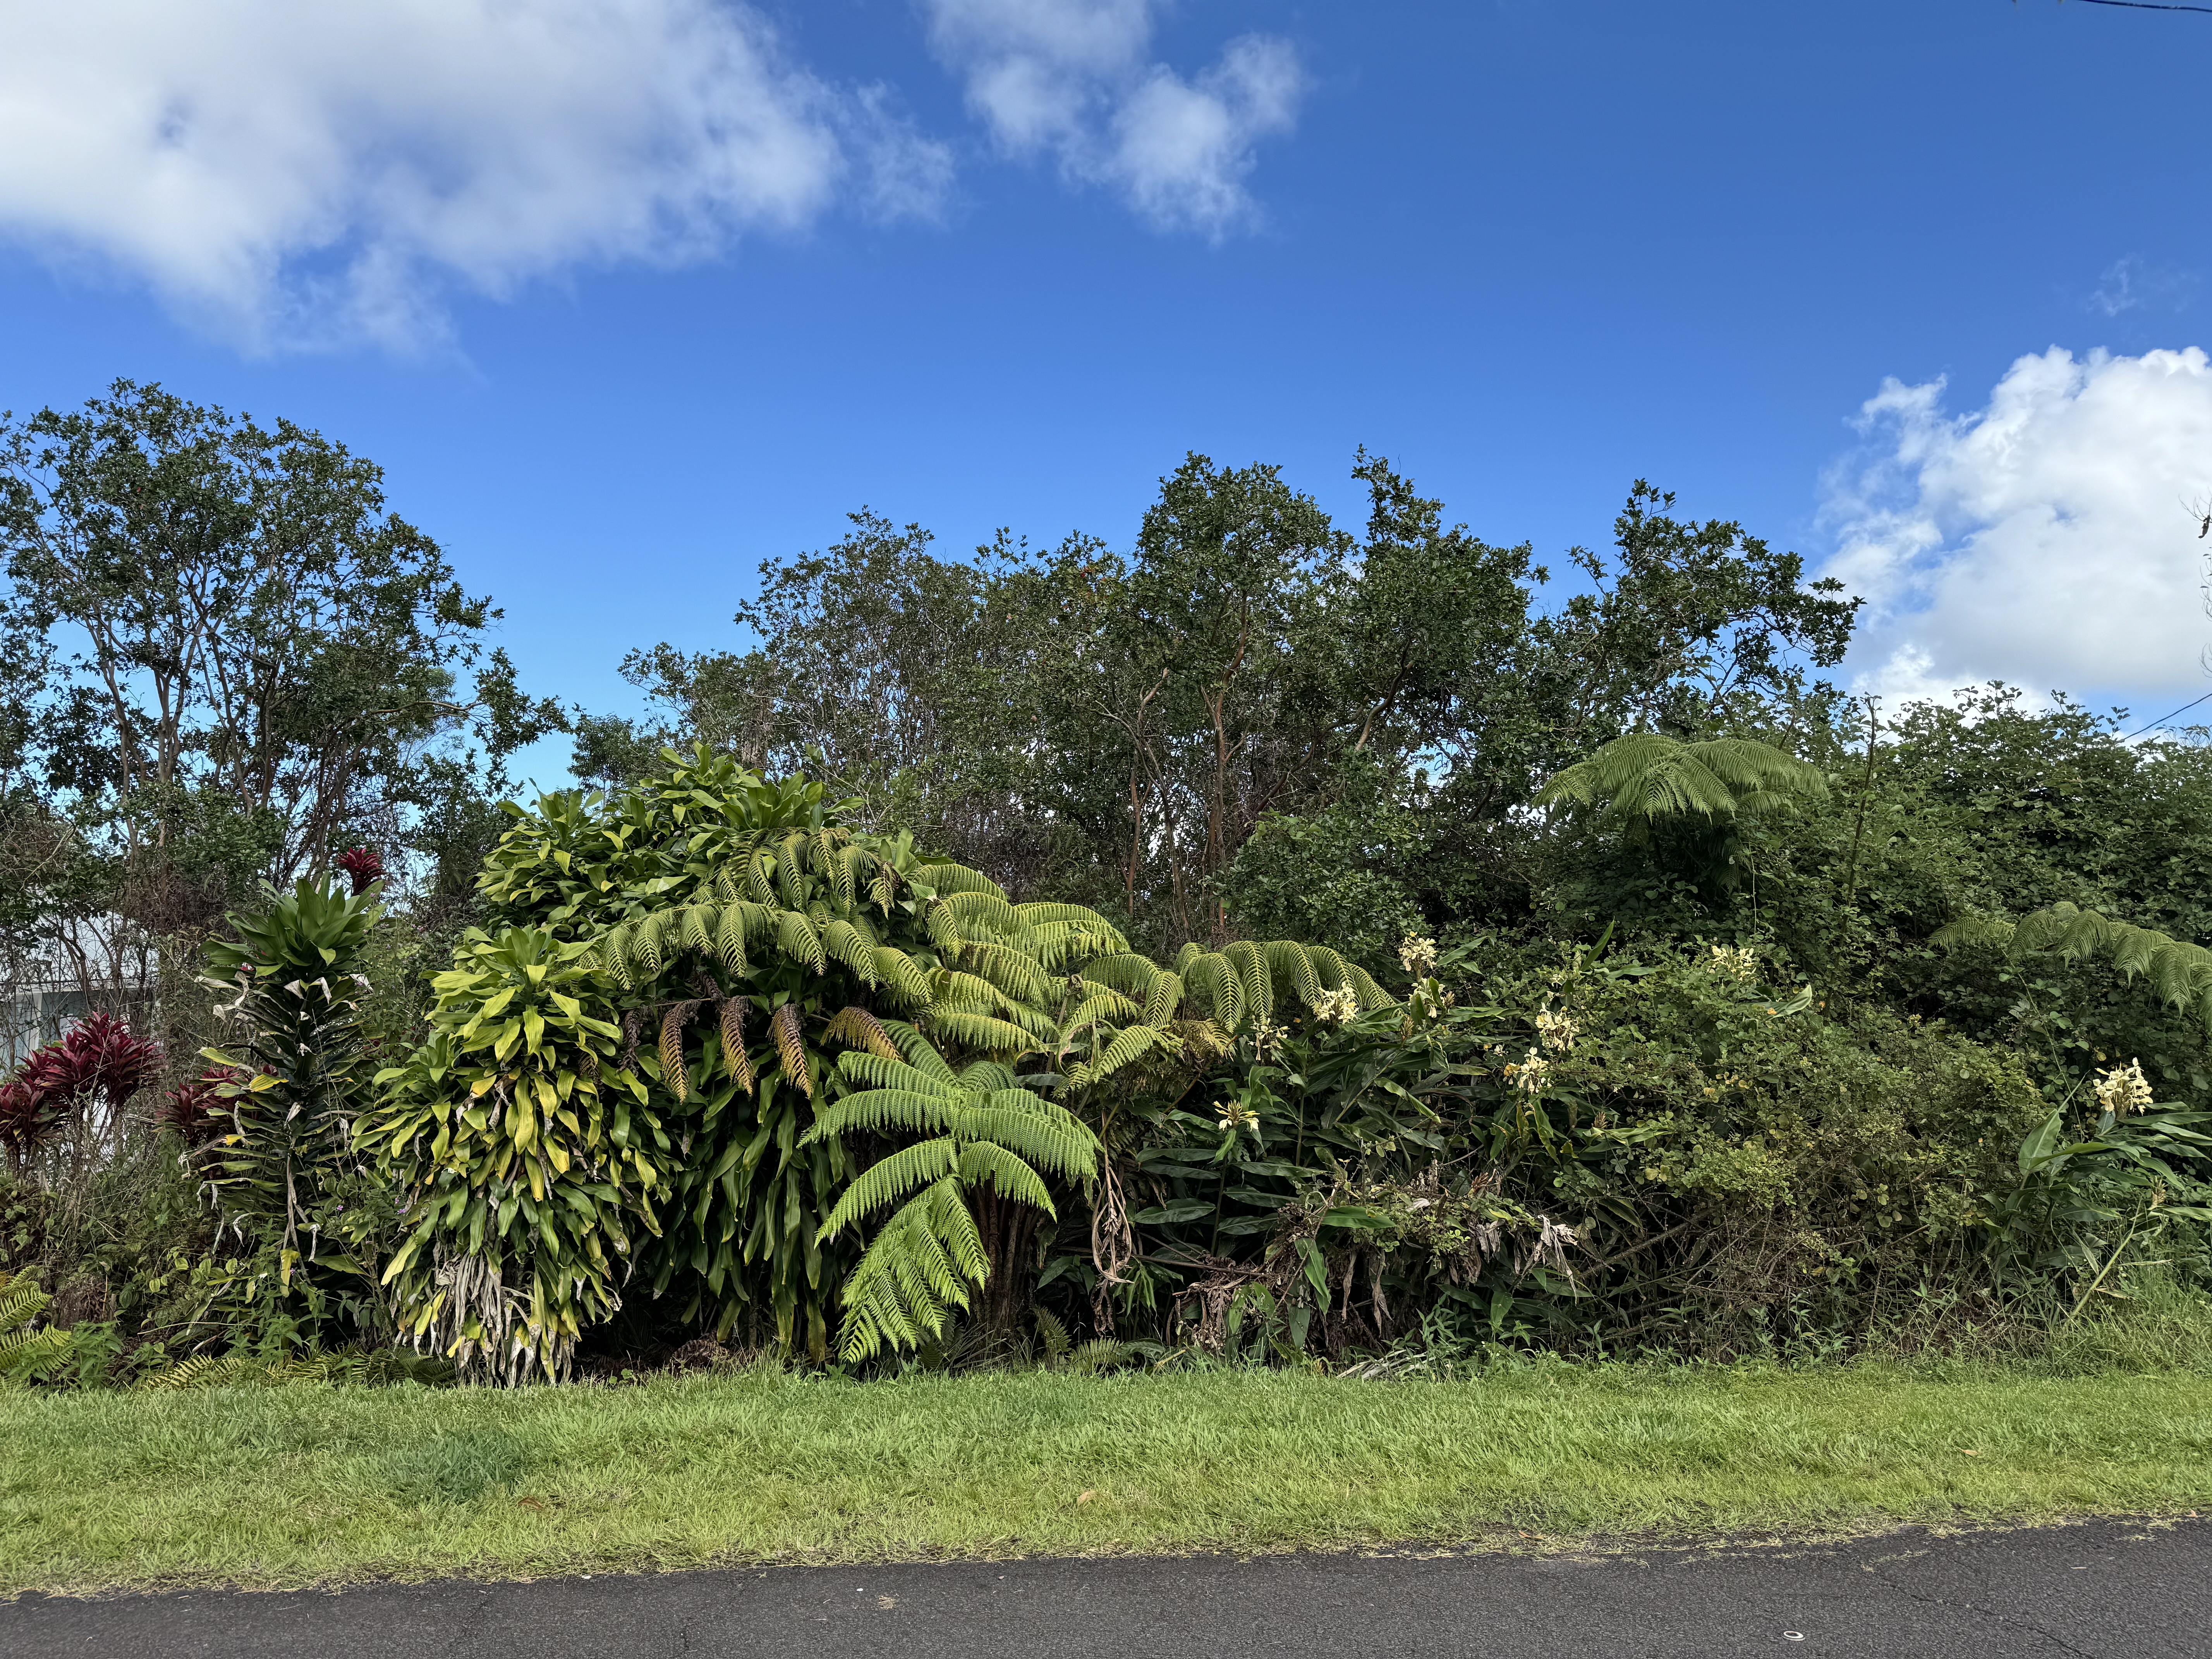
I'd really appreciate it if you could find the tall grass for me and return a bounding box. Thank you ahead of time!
[3,1343,2210,1594]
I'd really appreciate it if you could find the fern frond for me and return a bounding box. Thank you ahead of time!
[833,1176,984,1360]
[771,1003,812,1097]
[919,862,1007,901]
[960,940,1052,1006]
[823,919,879,984]
[808,1088,962,1142]
[1083,953,1162,997]
[823,1005,903,1061]
[718,998,755,1093]
[775,910,826,974]
[833,1048,963,1096]
[1538,733,1829,828]
[926,1009,1037,1054]
[659,1000,700,1102]
[872,946,934,1006]
[819,1138,962,1236]
[944,889,1019,934]
[1943,901,2212,1032]
[954,1140,1057,1212]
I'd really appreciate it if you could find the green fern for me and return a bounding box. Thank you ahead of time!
[1537,733,1829,834]
[1936,901,2212,1031]
[0,1271,72,1381]
[807,1025,1101,1361]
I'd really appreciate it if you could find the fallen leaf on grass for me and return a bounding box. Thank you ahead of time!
[1077,1489,1095,1505]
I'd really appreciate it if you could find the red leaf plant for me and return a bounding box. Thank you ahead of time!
[334,847,385,896]
[4,1013,165,1174]
[158,1068,242,1149]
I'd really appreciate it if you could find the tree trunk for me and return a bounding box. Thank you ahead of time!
[972,1184,1044,1341]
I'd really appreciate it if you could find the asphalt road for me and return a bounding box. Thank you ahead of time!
[5,1518,2205,1658]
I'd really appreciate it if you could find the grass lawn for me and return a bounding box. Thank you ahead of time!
[3,1357,2210,1594]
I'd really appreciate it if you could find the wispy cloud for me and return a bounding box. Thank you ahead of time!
[0,0,950,353]
[2088,256,2197,319]
[922,0,1305,236]
[1820,346,2212,707]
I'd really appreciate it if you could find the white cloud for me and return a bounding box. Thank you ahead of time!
[1821,346,2212,708]
[922,0,1304,235]
[0,1,951,352]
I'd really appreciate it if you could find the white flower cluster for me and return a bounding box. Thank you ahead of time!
[1705,943,1758,985]
[1312,986,1360,1024]
[1250,1016,1287,1059]
[1535,1009,1580,1053]
[1503,1048,1550,1094]
[1398,933,1439,978]
[2094,1058,2154,1118]
[1216,1096,1260,1133]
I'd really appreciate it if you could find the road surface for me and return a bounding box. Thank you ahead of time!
[4,1517,2203,1657]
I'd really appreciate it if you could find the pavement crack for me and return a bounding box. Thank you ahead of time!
[1867,1563,2100,1659]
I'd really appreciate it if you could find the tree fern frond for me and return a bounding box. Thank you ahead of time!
[944,889,1019,934]
[819,1138,962,1236]
[718,998,755,1094]
[833,1048,964,1096]
[872,946,934,1006]
[824,919,879,984]
[1538,733,1829,828]
[918,862,1006,901]
[659,1000,700,1102]
[1224,940,1271,1028]
[771,1003,811,1097]
[1083,953,1162,996]
[960,940,1052,1006]
[833,1175,982,1360]
[808,1088,961,1142]
[823,1006,901,1061]
[1264,939,1321,1004]
[926,1009,1036,1054]
[775,910,826,974]
[954,1140,1056,1212]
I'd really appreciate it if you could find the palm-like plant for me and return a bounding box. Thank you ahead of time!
[1537,732,1829,836]
[805,1019,1100,1360]
[199,878,381,1339]
[1936,902,2212,1033]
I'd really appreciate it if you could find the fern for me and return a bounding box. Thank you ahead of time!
[807,1030,1101,1361]
[0,1271,72,1380]
[1537,733,1829,833]
[1936,902,2212,1031]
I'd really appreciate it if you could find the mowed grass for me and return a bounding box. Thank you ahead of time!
[3,1358,2210,1594]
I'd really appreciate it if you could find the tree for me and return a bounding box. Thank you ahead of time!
[0,380,560,994]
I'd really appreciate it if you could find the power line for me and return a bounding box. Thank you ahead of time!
[2068,0,2212,12]
[2124,689,2212,739]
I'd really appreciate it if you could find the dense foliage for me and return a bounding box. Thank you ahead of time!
[5,398,2212,1386]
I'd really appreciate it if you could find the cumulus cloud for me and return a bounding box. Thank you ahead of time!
[0,1,950,352]
[1821,346,2212,708]
[922,0,1304,235]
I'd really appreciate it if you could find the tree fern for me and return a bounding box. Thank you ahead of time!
[1537,732,1829,834]
[1935,902,2212,1031]
[807,1026,1101,1361]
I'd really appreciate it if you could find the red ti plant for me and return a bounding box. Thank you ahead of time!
[5,1012,164,1175]
[158,1069,240,1150]
[334,847,385,896]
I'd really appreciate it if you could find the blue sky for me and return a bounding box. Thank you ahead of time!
[5,1,2211,786]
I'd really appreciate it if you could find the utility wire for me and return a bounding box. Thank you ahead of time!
[2068,0,2212,12]
[2124,689,2212,739]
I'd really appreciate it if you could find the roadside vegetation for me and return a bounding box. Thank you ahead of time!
[2,381,2212,1577]
[5,1338,2210,1594]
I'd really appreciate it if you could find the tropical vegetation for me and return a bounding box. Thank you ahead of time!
[2,383,2211,1393]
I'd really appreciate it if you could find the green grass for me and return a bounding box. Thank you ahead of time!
[3,1356,2210,1594]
